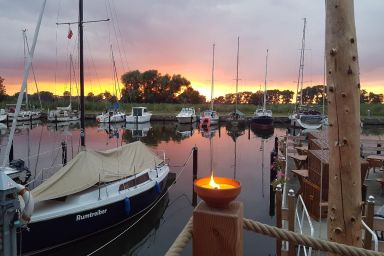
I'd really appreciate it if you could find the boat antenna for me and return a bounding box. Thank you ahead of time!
[2,0,47,167]
[235,36,240,114]
[296,18,307,110]
[263,49,269,112]
[210,43,215,111]
[56,0,109,148]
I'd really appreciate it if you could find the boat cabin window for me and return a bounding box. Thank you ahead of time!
[119,173,150,191]
[133,108,143,116]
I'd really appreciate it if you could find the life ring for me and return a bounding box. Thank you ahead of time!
[16,184,34,224]
[200,117,210,128]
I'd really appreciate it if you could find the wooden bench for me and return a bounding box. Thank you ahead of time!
[288,153,308,170]
[291,169,308,196]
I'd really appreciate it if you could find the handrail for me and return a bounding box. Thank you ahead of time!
[295,195,314,256]
[362,220,378,252]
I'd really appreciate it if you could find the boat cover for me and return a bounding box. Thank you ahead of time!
[32,141,162,202]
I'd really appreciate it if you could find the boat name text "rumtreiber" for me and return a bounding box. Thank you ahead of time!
[76,209,107,221]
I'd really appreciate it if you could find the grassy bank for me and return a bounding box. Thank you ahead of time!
[1,100,383,117]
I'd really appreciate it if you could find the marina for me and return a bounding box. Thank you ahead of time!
[0,0,383,255]
[0,120,383,254]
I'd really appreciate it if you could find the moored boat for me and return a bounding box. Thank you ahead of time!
[126,107,152,123]
[96,109,126,123]
[19,141,169,254]
[176,107,197,124]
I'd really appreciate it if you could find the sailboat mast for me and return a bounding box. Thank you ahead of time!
[69,54,73,106]
[79,0,85,147]
[2,0,47,166]
[210,44,215,111]
[296,18,307,108]
[235,36,240,112]
[263,49,269,111]
[22,30,29,110]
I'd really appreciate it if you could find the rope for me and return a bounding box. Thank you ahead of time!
[164,216,383,256]
[165,217,193,256]
[243,218,383,256]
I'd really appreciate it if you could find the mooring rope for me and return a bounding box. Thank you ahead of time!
[165,217,193,256]
[166,217,383,256]
[86,148,194,256]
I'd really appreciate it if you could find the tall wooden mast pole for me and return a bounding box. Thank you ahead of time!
[326,0,362,251]
[79,0,85,147]
[210,44,215,111]
[235,36,239,113]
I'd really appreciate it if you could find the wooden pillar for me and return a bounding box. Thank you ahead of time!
[275,185,282,256]
[364,196,375,250]
[287,189,296,256]
[193,201,243,256]
[326,0,362,251]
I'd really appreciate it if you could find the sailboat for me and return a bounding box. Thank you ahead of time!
[251,49,273,128]
[1,1,170,254]
[227,36,245,125]
[96,46,126,123]
[200,44,219,128]
[48,55,80,122]
[289,18,323,130]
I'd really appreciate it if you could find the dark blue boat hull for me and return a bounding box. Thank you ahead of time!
[18,178,168,255]
[251,116,273,126]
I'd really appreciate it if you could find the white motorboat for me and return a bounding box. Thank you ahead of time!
[176,107,197,124]
[126,107,152,123]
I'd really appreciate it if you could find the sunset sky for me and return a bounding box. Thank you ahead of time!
[1,0,383,100]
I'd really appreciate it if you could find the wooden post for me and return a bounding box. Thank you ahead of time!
[275,185,282,256]
[287,189,296,256]
[326,0,363,251]
[364,196,375,250]
[192,147,198,207]
[193,201,243,256]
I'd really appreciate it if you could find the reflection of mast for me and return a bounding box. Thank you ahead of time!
[210,44,215,111]
[210,135,214,175]
[261,139,265,198]
[234,137,237,179]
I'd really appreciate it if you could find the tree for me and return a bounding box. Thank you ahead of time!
[0,76,6,101]
[249,91,263,105]
[368,92,383,104]
[121,70,192,103]
[86,92,94,102]
[121,70,142,103]
[177,87,206,104]
[360,89,369,103]
[280,90,294,104]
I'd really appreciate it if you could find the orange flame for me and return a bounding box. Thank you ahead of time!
[209,173,220,189]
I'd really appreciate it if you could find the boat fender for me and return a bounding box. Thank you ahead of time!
[124,197,131,215]
[155,181,161,194]
[16,184,34,224]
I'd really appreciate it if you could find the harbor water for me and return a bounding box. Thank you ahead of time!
[0,120,382,255]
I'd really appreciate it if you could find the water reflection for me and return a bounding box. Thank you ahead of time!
[226,122,246,142]
[125,122,152,139]
[176,122,197,138]
[4,121,381,255]
[200,125,218,138]
[251,124,274,139]
[47,121,80,133]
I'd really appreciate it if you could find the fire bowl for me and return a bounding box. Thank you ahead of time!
[194,176,241,208]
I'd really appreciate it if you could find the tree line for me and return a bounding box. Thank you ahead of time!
[0,74,383,105]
